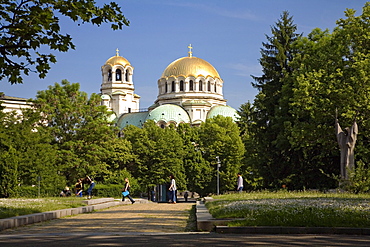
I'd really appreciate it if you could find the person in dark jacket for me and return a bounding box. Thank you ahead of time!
[121,178,135,204]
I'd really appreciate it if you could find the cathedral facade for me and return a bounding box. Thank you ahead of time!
[100,46,237,129]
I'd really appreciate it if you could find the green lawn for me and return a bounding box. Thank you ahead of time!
[0,197,87,219]
[207,191,370,228]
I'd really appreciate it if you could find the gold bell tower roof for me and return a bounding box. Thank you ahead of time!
[105,48,131,67]
[161,45,220,79]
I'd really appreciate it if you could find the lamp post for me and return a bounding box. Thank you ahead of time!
[216,156,221,195]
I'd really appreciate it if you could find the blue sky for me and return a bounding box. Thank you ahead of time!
[1,0,368,109]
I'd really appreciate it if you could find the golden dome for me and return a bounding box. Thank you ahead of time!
[105,49,131,67]
[161,56,220,79]
[161,46,220,79]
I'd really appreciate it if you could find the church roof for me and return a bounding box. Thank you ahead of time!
[207,105,238,121]
[116,104,191,129]
[147,104,191,124]
[104,49,131,67]
[117,112,148,129]
[160,45,220,79]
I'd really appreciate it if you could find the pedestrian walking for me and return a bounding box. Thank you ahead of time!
[237,173,243,192]
[121,178,135,204]
[168,174,177,204]
[84,176,95,199]
[75,179,83,197]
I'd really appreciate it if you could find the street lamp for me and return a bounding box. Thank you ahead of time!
[216,156,221,195]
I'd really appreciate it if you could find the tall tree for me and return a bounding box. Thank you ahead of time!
[123,121,186,191]
[0,0,129,84]
[0,107,19,197]
[198,116,244,192]
[0,106,60,197]
[32,80,119,183]
[249,11,300,188]
[286,3,370,188]
[237,102,264,190]
[176,123,212,197]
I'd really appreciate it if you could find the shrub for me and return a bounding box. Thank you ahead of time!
[93,184,123,198]
[345,160,370,193]
[18,185,60,197]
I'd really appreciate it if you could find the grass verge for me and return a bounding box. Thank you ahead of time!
[207,191,370,228]
[185,205,197,231]
[0,197,87,219]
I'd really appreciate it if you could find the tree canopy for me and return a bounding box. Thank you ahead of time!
[0,0,129,84]
[31,80,121,183]
[241,3,370,191]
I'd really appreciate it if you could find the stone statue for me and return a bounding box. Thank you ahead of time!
[335,116,358,180]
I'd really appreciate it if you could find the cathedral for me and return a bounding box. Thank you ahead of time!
[100,45,237,129]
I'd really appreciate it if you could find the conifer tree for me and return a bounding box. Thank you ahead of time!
[249,11,300,188]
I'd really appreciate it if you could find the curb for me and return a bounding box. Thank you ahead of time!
[196,198,370,235]
[196,200,242,231]
[0,198,150,231]
[196,201,229,231]
[216,226,370,235]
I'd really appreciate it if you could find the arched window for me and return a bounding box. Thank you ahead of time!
[125,69,129,82]
[180,80,184,91]
[199,80,203,91]
[207,81,211,91]
[214,82,217,93]
[108,70,112,81]
[158,121,166,129]
[171,81,175,92]
[116,69,122,81]
[165,82,168,93]
[189,80,194,91]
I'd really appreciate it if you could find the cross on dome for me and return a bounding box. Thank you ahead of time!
[116,48,120,56]
[188,44,193,57]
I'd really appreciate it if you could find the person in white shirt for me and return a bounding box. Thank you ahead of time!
[168,174,177,203]
[237,173,243,192]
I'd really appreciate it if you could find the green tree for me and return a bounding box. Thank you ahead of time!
[123,121,186,192]
[198,116,244,192]
[286,3,370,188]
[0,106,61,197]
[32,80,119,184]
[101,137,136,192]
[176,123,212,197]
[250,11,300,188]
[237,103,264,190]
[0,0,129,84]
[0,106,19,197]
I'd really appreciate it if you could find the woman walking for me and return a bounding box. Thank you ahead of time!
[122,178,135,204]
[84,176,95,199]
[168,174,177,204]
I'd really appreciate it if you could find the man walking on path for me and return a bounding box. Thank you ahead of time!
[237,173,243,192]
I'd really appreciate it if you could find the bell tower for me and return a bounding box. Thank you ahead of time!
[101,49,140,117]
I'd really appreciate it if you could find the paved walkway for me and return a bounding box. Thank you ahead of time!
[1,199,370,246]
[0,200,195,235]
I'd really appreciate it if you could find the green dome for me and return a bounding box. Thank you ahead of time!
[206,105,238,121]
[147,104,190,124]
[117,112,149,129]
